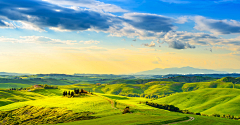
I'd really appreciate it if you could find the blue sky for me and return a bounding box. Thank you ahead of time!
[0,0,240,74]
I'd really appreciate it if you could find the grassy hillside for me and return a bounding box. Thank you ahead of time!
[0,78,76,89]
[154,88,240,116]
[0,83,32,89]
[0,89,46,106]
[1,87,240,124]
[59,81,185,98]
[182,77,240,92]
[59,77,240,99]
[0,89,190,125]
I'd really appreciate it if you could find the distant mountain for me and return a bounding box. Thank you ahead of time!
[0,72,31,76]
[135,66,228,75]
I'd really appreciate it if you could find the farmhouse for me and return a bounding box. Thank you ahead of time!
[33,85,43,89]
[96,83,101,86]
[80,89,88,94]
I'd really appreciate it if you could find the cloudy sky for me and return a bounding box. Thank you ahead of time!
[0,0,240,74]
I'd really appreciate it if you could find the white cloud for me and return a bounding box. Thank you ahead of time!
[142,41,156,47]
[15,21,45,32]
[0,20,15,29]
[194,16,240,34]
[176,16,189,24]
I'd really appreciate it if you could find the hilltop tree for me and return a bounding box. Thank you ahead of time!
[71,91,74,97]
[63,91,67,96]
[74,88,79,94]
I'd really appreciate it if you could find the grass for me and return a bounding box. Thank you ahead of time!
[0,89,46,106]
[1,76,240,125]
[0,95,113,114]
[0,83,32,89]
[0,105,98,125]
[154,88,240,116]
[1,87,240,125]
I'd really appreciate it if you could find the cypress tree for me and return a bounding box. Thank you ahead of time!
[71,91,74,97]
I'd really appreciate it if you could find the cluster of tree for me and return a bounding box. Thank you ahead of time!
[63,88,91,97]
[9,87,26,91]
[146,102,181,112]
[9,88,17,91]
[63,91,74,97]
[146,102,240,121]
[206,113,239,120]
[119,93,168,99]
[42,84,58,89]
[74,88,80,94]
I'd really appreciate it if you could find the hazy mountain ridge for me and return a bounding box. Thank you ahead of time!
[135,66,229,75]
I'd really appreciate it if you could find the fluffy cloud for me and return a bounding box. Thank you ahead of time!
[0,0,117,31]
[142,41,156,47]
[123,13,175,32]
[1,0,239,51]
[107,13,174,40]
[0,20,15,28]
[194,16,240,34]
[160,31,218,49]
[168,40,195,49]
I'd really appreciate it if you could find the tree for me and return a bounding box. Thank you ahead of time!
[68,91,70,96]
[122,106,131,114]
[71,91,74,97]
[63,91,67,96]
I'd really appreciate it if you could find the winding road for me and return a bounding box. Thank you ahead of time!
[163,117,195,125]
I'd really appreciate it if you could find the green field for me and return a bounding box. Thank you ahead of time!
[1,76,240,124]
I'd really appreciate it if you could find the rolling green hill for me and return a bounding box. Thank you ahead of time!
[0,78,76,89]
[58,77,240,99]
[1,87,240,124]
[0,89,46,106]
[154,88,240,116]
[59,81,185,98]
[182,77,240,92]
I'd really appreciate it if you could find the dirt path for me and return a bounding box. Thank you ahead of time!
[163,117,195,125]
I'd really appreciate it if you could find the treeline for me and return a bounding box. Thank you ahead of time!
[41,84,58,89]
[146,102,240,120]
[9,87,24,91]
[8,84,58,91]
[119,93,168,99]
